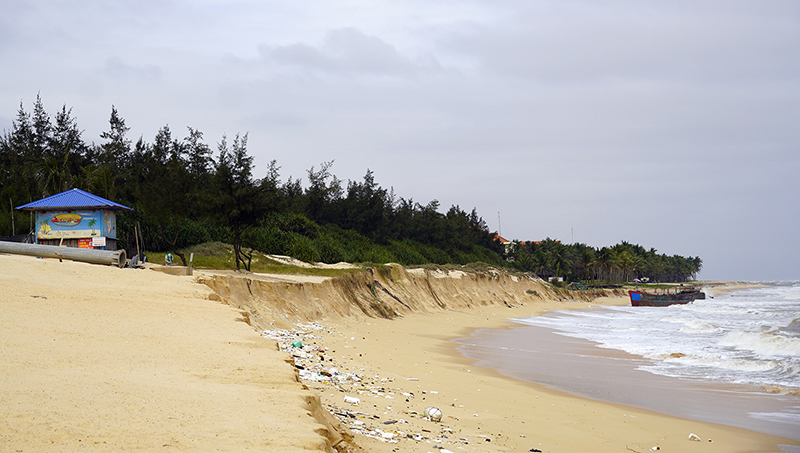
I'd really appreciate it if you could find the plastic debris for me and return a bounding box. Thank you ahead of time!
[688,433,701,442]
[424,406,443,422]
[267,322,477,450]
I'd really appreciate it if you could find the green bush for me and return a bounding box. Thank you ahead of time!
[112,207,502,268]
[448,249,468,265]
[244,225,288,255]
[286,232,320,263]
[312,232,347,263]
[357,244,397,264]
[175,218,214,248]
[387,240,428,265]
[268,212,319,238]
[471,245,502,265]
[416,242,452,265]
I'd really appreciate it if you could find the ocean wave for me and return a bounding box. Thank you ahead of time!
[660,316,722,333]
[514,285,800,393]
[684,304,754,315]
[637,365,800,392]
[720,330,800,357]
[783,319,800,336]
[646,352,780,372]
[749,411,800,423]
[761,386,800,396]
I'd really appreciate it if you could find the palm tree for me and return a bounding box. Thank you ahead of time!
[618,250,635,282]
[595,247,619,283]
[531,248,549,279]
[690,256,703,280]
[580,248,596,281]
[547,244,573,281]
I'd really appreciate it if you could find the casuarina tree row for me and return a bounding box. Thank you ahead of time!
[0,96,502,270]
[0,96,701,282]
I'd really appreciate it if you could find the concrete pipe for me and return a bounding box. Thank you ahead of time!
[0,241,127,268]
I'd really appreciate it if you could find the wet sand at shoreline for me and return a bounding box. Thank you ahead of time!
[458,321,800,441]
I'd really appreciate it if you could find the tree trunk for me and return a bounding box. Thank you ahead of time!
[241,248,253,272]
[233,226,241,270]
[170,229,187,266]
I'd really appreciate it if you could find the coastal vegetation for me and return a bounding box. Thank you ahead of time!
[505,239,702,284]
[149,242,361,278]
[1,97,701,282]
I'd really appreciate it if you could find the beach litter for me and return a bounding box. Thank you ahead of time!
[263,323,479,451]
[688,433,702,441]
[424,406,443,422]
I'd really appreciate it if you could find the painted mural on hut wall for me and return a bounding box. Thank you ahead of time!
[36,210,117,240]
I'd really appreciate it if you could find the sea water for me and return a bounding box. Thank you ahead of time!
[456,282,800,443]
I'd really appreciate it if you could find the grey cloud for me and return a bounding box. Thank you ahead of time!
[261,27,442,77]
[100,57,163,82]
[2,0,798,280]
[439,1,800,84]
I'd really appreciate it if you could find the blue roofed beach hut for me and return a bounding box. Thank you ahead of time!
[17,189,132,250]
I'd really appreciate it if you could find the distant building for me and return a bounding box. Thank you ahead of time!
[493,233,510,244]
[491,232,559,255]
[17,189,132,251]
[491,233,512,254]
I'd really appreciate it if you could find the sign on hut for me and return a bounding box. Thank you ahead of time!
[17,189,132,251]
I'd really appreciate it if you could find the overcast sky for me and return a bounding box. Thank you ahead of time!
[2,1,798,281]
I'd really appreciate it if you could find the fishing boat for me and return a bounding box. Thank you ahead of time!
[628,289,704,307]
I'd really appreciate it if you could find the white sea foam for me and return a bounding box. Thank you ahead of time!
[749,410,800,424]
[720,330,800,357]
[661,316,722,333]
[517,282,800,391]
[656,353,780,373]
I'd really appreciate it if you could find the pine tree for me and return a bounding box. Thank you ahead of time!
[98,106,131,169]
[214,133,264,271]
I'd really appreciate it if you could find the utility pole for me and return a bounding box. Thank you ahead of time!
[497,212,502,236]
[9,198,15,236]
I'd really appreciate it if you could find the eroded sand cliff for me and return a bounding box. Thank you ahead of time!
[198,264,621,331]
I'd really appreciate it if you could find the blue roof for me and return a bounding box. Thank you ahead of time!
[17,189,132,211]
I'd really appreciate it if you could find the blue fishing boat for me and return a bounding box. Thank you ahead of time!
[628,289,704,306]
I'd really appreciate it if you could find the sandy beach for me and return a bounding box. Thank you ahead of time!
[2,253,797,452]
[290,301,798,453]
[0,254,341,452]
